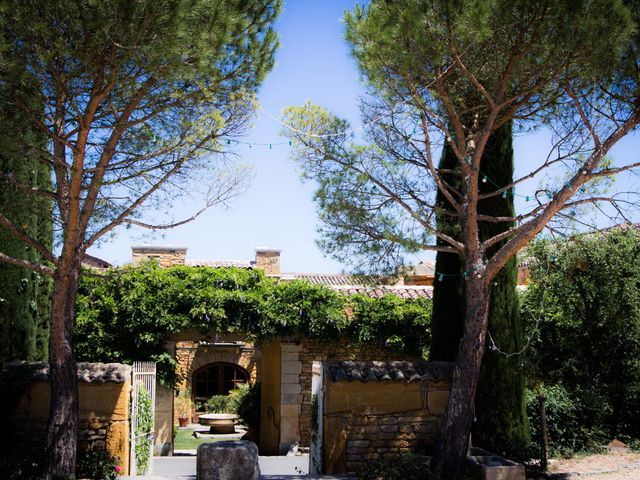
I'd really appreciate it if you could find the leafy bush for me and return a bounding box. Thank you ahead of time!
[526,384,605,458]
[76,450,120,480]
[522,228,640,454]
[207,395,236,414]
[359,453,433,480]
[75,264,431,387]
[233,382,261,429]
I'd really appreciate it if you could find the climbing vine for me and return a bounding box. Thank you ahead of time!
[74,263,431,386]
[134,385,153,475]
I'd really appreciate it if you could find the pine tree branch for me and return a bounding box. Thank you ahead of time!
[0,212,57,264]
[0,251,55,277]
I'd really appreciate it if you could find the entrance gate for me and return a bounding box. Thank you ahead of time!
[130,361,156,475]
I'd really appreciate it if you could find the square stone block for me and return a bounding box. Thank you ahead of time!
[197,441,260,480]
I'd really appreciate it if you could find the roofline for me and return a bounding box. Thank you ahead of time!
[131,244,188,251]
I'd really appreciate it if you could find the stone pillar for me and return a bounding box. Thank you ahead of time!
[131,245,187,267]
[279,342,302,454]
[254,248,281,277]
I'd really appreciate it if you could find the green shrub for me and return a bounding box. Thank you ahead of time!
[76,450,119,480]
[522,229,640,454]
[207,395,236,414]
[359,453,433,480]
[135,385,153,475]
[525,383,606,458]
[232,383,261,429]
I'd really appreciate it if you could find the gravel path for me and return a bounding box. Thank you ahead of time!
[547,450,640,479]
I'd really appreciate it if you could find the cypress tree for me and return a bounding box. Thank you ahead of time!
[474,122,530,457]
[0,89,52,362]
[430,129,465,362]
[430,122,530,456]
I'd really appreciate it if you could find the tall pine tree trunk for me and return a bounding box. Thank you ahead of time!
[45,255,81,479]
[430,122,530,461]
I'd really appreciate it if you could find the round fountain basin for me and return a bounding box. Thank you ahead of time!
[198,413,239,434]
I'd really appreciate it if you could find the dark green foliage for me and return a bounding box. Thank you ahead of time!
[430,123,530,456]
[474,123,530,458]
[74,263,431,386]
[207,395,237,414]
[234,382,261,429]
[430,128,464,362]
[135,385,153,475]
[75,450,119,480]
[359,453,433,480]
[0,90,52,363]
[522,228,640,453]
[0,363,40,466]
[525,384,605,458]
[358,453,475,480]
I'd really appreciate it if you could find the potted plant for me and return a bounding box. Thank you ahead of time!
[175,389,191,428]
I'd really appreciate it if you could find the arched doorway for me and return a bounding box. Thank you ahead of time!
[192,362,249,405]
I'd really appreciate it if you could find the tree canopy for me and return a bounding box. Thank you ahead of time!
[282,1,640,477]
[0,1,281,476]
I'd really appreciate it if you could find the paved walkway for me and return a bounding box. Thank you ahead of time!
[120,454,350,479]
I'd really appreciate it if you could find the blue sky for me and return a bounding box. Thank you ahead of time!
[92,1,364,272]
[90,1,639,273]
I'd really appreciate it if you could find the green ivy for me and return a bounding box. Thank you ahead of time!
[74,263,431,387]
[135,385,153,475]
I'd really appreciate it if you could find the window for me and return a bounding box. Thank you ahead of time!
[193,362,249,402]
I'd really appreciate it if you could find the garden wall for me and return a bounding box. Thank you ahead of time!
[321,360,452,476]
[8,362,131,473]
[298,337,415,447]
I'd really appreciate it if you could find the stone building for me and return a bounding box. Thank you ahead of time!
[126,244,434,456]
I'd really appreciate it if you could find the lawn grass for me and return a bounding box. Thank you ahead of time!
[173,428,242,451]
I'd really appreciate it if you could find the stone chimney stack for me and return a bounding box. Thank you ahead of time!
[131,244,187,268]
[254,247,281,276]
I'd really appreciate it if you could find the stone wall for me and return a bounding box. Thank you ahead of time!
[254,248,281,276]
[298,338,414,446]
[344,407,445,474]
[131,245,187,267]
[322,365,451,475]
[8,365,131,473]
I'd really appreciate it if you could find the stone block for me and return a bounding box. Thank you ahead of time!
[380,425,398,433]
[281,344,302,353]
[281,374,300,384]
[281,361,302,375]
[379,417,397,425]
[427,390,449,415]
[197,441,260,480]
[280,393,301,405]
[281,383,301,395]
[349,440,370,448]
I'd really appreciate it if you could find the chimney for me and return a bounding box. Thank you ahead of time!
[255,247,281,276]
[131,244,187,268]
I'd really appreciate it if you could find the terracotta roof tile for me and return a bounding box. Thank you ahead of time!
[186,260,254,269]
[5,361,131,384]
[327,360,453,383]
[331,285,433,299]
